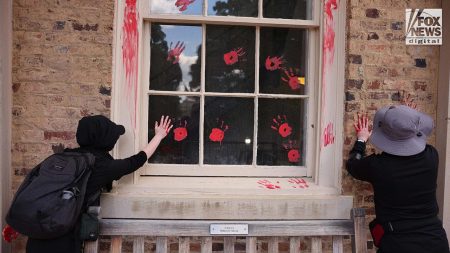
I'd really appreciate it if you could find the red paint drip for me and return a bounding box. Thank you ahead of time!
[175,0,195,11]
[173,120,188,141]
[265,56,284,71]
[223,48,245,65]
[257,179,281,190]
[323,122,335,147]
[271,115,292,138]
[281,68,302,90]
[209,120,229,144]
[287,178,309,189]
[283,140,300,163]
[167,41,185,64]
[122,0,139,130]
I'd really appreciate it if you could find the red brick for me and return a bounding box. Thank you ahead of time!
[43,131,76,140]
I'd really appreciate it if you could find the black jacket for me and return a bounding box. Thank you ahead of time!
[347,141,449,253]
[26,116,147,253]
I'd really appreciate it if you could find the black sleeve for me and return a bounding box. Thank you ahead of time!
[346,141,373,182]
[87,151,148,193]
[106,151,148,181]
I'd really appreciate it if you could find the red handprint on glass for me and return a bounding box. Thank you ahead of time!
[173,120,188,141]
[223,48,245,65]
[283,140,300,163]
[175,0,195,12]
[281,68,305,90]
[271,115,292,138]
[2,225,19,243]
[167,41,185,64]
[257,179,281,189]
[265,56,284,71]
[209,119,229,144]
[288,178,309,189]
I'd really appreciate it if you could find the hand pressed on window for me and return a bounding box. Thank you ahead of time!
[143,115,173,158]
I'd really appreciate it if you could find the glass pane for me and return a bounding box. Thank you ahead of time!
[148,95,200,164]
[204,97,254,164]
[263,0,312,20]
[259,28,307,95]
[150,24,202,92]
[257,98,305,166]
[208,0,258,17]
[150,0,202,15]
[205,25,255,93]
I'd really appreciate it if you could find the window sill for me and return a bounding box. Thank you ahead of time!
[100,177,353,220]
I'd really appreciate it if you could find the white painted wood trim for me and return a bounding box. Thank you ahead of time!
[436,0,450,234]
[143,15,319,28]
[0,1,12,252]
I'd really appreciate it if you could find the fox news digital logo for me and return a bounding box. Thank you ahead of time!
[406,9,442,45]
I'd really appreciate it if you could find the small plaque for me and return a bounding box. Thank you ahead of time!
[210,224,249,235]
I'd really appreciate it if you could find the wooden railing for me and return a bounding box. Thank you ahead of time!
[84,208,367,253]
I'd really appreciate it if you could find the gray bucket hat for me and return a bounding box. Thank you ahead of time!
[370,105,434,156]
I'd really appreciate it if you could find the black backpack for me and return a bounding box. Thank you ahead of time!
[6,152,95,239]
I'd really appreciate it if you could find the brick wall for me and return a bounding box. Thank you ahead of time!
[11,0,114,251]
[9,0,442,252]
[343,0,441,251]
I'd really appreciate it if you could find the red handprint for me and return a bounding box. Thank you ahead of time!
[2,225,19,243]
[173,120,188,141]
[167,41,185,64]
[175,0,195,12]
[209,119,229,144]
[223,48,245,65]
[283,140,300,163]
[265,56,284,71]
[288,178,309,189]
[257,179,281,189]
[281,68,305,90]
[271,115,292,138]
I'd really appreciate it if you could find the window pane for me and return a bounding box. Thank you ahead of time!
[204,97,254,164]
[151,0,202,15]
[148,95,200,164]
[205,25,255,93]
[208,0,258,17]
[150,24,202,92]
[257,98,305,166]
[259,28,307,95]
[263,0,312,20]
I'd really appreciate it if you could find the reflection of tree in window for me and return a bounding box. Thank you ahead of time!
[211,0,258,17]
[188,45,201,91]
[150,24,182,91]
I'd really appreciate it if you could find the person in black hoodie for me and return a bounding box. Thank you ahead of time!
[347,106,449,253]
[26,115,172,253]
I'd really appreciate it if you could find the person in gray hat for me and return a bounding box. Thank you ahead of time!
[347,105,449,253]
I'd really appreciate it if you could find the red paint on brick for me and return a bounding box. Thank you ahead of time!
[44,131,75,140]
[368,80,381,89]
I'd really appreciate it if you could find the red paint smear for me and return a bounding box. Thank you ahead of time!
[281,68,303,90]
[209,120,229,144]
[223,48,245,65]
[175,0,195,11]
[321,0,338,149]
[288,178,309,189]
[2,225,19,243]
[122,0,139,130]
[173,120,188,141]
[271,115,292,138]
[323,122,335,147]
[257,179,281,190]
[167,41,185,64]
[265,56,284,71]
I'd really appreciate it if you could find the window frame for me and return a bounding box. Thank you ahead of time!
[138,0,321,177]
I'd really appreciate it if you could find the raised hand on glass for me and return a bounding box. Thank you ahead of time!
[354,112,372,142]
[143,115,173,158]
